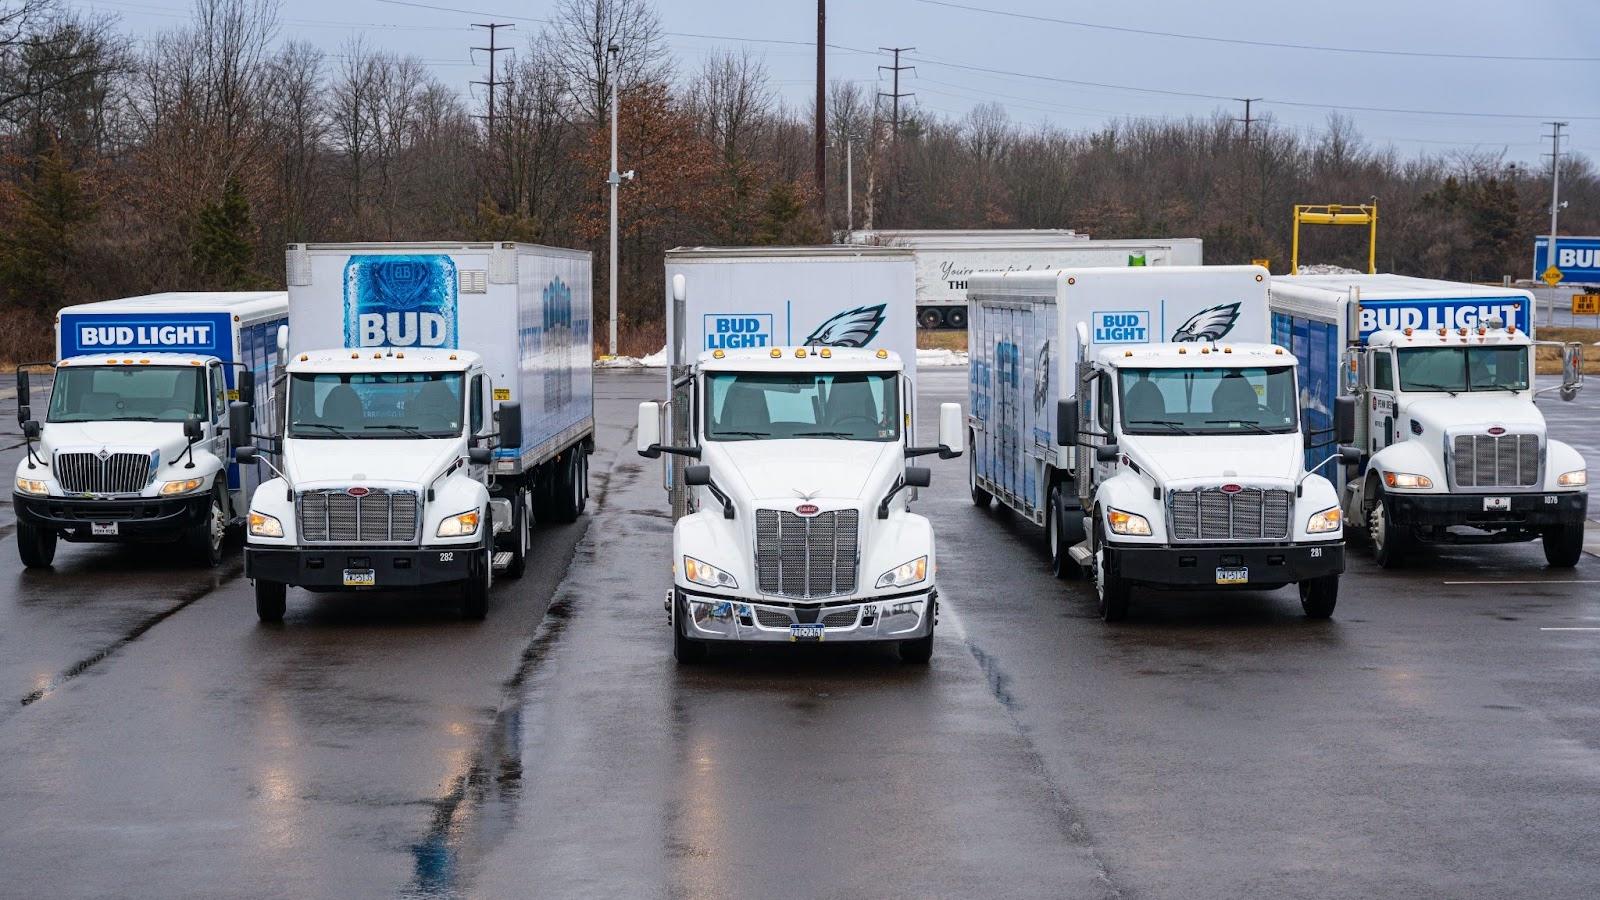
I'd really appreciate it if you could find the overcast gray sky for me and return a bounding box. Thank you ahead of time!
[72,0,1600,165]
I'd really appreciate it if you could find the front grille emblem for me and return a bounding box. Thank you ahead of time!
[346,486,370,497]
[795,503,820,517]
[97,448,110,461]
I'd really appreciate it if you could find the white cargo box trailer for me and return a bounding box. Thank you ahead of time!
[285,242,594,475]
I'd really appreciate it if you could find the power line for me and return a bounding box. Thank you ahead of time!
[878,46,915,140]
[907,0,1600,63]
[470,22,513,143]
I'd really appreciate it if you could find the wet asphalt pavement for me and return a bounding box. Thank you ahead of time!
[1,369,1598,899]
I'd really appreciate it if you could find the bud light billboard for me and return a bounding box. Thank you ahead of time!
[343,255,458,348]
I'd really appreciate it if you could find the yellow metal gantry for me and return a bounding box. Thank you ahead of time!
[1290,202,1378,275]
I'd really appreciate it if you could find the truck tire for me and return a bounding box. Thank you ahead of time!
[501,486,528,580]
[917,308,943,329]
[461,517,493,620]
[1048,485,1078,579]
[970,447,992,508]
[946,307,967,330]
[1298,575,1338,619]
[1369,488,1409,569]
[16,522,57,569]
[254,580,286,623]
[1093,523,1131,622]
[542,451,584,524]
[185,486,227,567]
[1542,523,1585,568]
[673,591,707,664]
[574,450,588,516]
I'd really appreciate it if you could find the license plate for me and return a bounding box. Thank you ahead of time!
[1216,567,1249,585]
[91,522,118,536]
[1483,496,1511,511]
[343,568,376,587]
[789,624,825,642]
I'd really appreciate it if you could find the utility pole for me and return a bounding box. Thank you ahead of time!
[606,44,634,357]
[1544,121,1568,322]
[846,139,853,233]
[877,47,916,141]
[815,1,827,221]
[471,23,513,144]
[1233,98,1262,232]
[1234,97,1262,146]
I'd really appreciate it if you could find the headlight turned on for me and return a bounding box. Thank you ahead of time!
[1558,469,1588,487]
[683,556,738,590]
[1383,472,1432,490]
[15,477,48,496]
[1306,506,1342,534]
[248,511,283,538]
[1107,507,1152,536]
[436,509,481,537]
[160,477,206,496]
[875,556,928,589]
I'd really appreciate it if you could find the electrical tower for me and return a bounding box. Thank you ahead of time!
[472,23,514,144]
[878,47,916,140]
[1234,97,1263,146]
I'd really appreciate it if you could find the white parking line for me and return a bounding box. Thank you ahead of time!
[1540,627,1600,632]
[1443,580,1600,585]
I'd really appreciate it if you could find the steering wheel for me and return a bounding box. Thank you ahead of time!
[827,414,878,429]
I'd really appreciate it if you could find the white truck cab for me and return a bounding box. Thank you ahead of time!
[637,346,963,663]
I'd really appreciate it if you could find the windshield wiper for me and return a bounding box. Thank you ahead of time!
[714,430,771,438]
[1127,419,1194,436]
[367,423,449,438]
[1404,382,1459,395]
[1205,418,1275,435]
[792,430,855,437]
[290,422,353,439]
[1470,383,1522,393]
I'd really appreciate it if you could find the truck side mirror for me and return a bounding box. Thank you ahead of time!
[14,370,28,424]
[183,415,204,443]
[468,447,492,465]
[1056,400,1078,447]
[22,420,40,441]
[904,466,932,488]
[234,445,258,464]
[237,369,256,406]
[684,464,712,486]
[228,401,254,451]
[637,401,662,457]
[1334,396,1357,445]
[1338,446,1362,465]
[1095,444,1120,463]
[1560,344,1583,402]
[937,402,963,457]
[496,401,523,451]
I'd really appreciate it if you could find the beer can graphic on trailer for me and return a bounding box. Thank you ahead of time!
[343,255,458,349]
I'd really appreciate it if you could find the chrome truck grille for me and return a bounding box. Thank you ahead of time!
[1451,433,1540,489]
[297,489,420,543]
[54,451,153,495]
[1168,488,1292,541]
[754,509,859,599]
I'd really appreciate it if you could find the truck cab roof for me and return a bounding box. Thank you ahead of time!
[1096,342,1296,369]
[696,346,905,374]
[287,348,482,375]
[59,291,288,318]
[1368,325,1530,349]
[60,351,219,366]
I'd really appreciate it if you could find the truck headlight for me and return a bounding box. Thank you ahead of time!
[160,477,207,496]
[1382,472,1432,490]
[876,556,928,589]
[15,477,48,496]
[436,510,481,537]
[1106,507,1152,536]
[1558,469,1587,487]
[1306,506,1342,534]
[683,556,738,589]
[248,512,283,538]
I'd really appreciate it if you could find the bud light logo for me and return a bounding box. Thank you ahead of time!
[1091,310,1150,344]
[60,312,230,358]
[1358,299,1527,340]
[343,255,458,349]
[705,313,773,350]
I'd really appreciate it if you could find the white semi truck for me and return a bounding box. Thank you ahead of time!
[237,242,593,621]
[13,292,288,568]
[1269,274,1587,568]
[968,266,1354,621]
[643,251,962,662]
[846,229,1203,329]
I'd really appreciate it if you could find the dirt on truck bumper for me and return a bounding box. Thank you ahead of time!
[1104,541,1345,590]
[245,545,480,590]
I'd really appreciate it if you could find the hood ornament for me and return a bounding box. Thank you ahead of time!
[793,488,820,501]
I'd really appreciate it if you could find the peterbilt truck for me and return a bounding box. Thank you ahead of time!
[238,242,593,622]
[13,292,288,568]
[968,266,1355,621]
[1269,274,1587,567]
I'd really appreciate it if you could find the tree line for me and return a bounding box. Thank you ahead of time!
[2,0,1595,357]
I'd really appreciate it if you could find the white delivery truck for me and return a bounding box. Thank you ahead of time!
[1269,274,1587,568]
[237,242,593,621]
[642,251,962,663]
[968,266,1355,621]
[847,229,1203,329]
[13,292,288,568]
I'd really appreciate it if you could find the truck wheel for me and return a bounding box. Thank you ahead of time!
[917,308,943,329]
[16,522,57,569]
[543,451,583,524]
[461,527,492,620]
[501,487,528,580]
[673,591,707,664]
[1298,575,1338,619]
[1369,489,1408,569]
[185,486,227,567]
[1542,523,1585,568]
[574,451,588,515]
[255,580,286,623]
[1048,485,1078,579]
[1093,525,1131,622]
[946,307,967,330]
[969,447,992,508]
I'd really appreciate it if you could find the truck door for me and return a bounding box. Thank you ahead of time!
[1087,368,1118,490]
[206,362,232,489]
[1368,349,1397,452]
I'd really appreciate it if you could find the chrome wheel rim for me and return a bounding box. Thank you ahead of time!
[208,499,224,552]
[1371,502,1385,555]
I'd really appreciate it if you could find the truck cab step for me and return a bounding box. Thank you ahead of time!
[1068,543,1094,567]
[492,551,514,570]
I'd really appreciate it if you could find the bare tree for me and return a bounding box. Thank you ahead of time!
[549,0,668,127]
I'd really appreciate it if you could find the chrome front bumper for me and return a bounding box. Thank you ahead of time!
[670,586,935,643]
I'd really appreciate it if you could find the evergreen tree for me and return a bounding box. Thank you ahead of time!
[0,144,97,316]
[191,178,257,289]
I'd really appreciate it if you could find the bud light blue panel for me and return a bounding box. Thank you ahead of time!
[1274,311,1338,475]
[60,312,233,359]
[343,255,459,349]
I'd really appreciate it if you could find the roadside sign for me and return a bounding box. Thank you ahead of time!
[1534,236,1600,283]
[1543,265,1564,287]
[1574,293,1600,315]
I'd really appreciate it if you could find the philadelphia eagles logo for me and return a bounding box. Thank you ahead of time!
[1034,339,1050,413]
[804,304,886,347]
[1171,302,1240,342]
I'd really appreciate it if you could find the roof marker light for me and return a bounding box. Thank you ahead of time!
[1124,350,1133,357]
[1403,327,1413,336]
[1507,325,1517,334]
[820,348,832,358]
[106,358,117,364]
[449,354,458,360]
[351,352,359,359]
[770,348,782,358]
[1200,346,1210,354]
[395,352,404,359]
[1178,347,1187,355]
[124,359,134,364]
[795,348,807,358]
[1437,327,1447,336]
[1458,327,1467,336]
[1223,346,1233,354]
[139,359,149,365]
[712,349,725,359]
[300,354,308,361]
[876,349,889,359]
[1275,347,1284,355]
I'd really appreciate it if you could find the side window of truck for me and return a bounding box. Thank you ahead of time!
[1372,352,1394,391]
[1096,372,1113,433]
[210,364,226,420]
[470,375,485,434]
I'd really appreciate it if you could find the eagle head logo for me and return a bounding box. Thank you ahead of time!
[803,304,887,347]
[1171,302,1240,342]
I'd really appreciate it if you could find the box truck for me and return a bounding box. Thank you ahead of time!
[642,249,962,662]
[13,292,288,568]
[968,266,1353,621]
[1269,274,1587,567]
[237,242,593,621]
[847,229,1203,329]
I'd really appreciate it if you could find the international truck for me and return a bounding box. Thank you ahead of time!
[846,229,1203,329]
[13,292,288,568]
[237,242,593,622]
[968,265,1354,621]
[643,252,962,662]
[1269,274,1587,568]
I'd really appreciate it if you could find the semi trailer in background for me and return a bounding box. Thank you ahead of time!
[238,242,593,621]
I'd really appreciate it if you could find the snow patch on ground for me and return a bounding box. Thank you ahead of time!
[916,348,970,367]
[1295,264,1363,275]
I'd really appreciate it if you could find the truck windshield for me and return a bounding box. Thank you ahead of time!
[47,366,206,423]
[705,371,900,442]
[287,372,463,439]
[1118,366,1297,435]
[1397,347,1528,393]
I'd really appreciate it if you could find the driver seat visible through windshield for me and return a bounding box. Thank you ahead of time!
[719,383,771,432]
[410,380,458,433]
[321,384,363,424]
[1123,378,1165,421]
[824,379,879,429]
[1210,373,1258,416]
